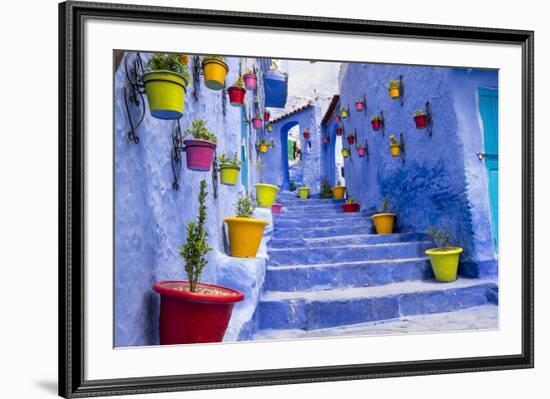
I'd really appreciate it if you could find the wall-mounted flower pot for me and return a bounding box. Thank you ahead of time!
[357,147,366,157]
[355,101,365,111]
[227,86,246,106]
[340,108,349,119]
[425,247,463,282]
[389,87,400,99]
[371,119,382,131]
[202,57,229,90]
[371,213,396,234]
[153,280,244,345]
[342,148,350,158]
[414,114,428,128]
[219,164,240,186]
[243,73,257,90]
[303,130,311,140]
[143,70,187,120]
[336,127,343,136]
[335,115,342,123]
[297,187,309,199]
[264,111,271,121]
[322,136,330,144]
[255,183,279,208]
[342,202,360,213]
[259,143,268,153]
[252,118,263,129]
[266,122,273,132]
[183,139,216,171]
[390,144,401,157]
[224,217,268,257]
[272,203,283,215]
[346,135,355,145]
[331,186,346,199]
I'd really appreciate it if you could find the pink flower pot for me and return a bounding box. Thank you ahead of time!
[252,118,263,129]
[272,203,283,215]
[357,147,366,157]
[355,101,365,111]
[183,139,216,171]
[243,73,257,90]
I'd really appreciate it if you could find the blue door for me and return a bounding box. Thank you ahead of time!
[478,87,498,246]
[240,108,249,191]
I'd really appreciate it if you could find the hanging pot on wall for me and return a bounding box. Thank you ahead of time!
[357,146,366,157]
[390,144,401,157]
[414,112,428,129]
[142,71,188,120]
[252,118,263,129]
[153,280,244,345]
[219,164,241,186]
[202,57,229,90]
[264,111,271,121]
[266,122,273,132]
[303,130,311,140]
[346,135,355,145]
[371,116,382,131]
[243,73,257,90]
[342,147,350,158]
[322,136,330,144]
[227,86,246,106]
[336,127,343,136]
[255,183,279,208]
[183,139,216,171]
[355,100,365,111]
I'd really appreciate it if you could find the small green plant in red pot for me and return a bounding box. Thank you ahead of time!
[342,197,360,213]
[227,76,246,106]
[426,228,463,282]
[414,109,428,128]
[252,112,263,129]
[153,180,244,345]
[183,120,217,171]
[346,132,355,145]
[371,114,383,131]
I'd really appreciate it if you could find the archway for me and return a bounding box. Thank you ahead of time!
[279,121,300,191]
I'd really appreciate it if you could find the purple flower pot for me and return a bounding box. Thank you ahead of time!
[183,139,216,171]
[243,74,257,90]
[252,118,263,129]
[357,147,366,157]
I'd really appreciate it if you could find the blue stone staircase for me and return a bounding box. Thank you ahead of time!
[254,194,498,335]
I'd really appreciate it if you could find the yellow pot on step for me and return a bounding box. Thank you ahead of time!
[219,164,240,186]
[202,57,229,90]
[255,183,279,208]
[297,187,309,199]
[331,186,346,199]
[224,217,268,258]
[142,70,187,120]
[425,247,463,282]
[372,213,396,234]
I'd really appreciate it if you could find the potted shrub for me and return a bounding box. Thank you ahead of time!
[227,76,246,106]
[264,111,271,121]
[426,228,463,282]
[342,147,350,158]
[252,112,263,129]
[258,138,270,153]
[389,79,401,99]
[346,133,355,145]
[371,197,396,234]
[342,197,360,213]
[303,129,311,140]
[320,179,334,199]
[331,181,345,199]
[297,185,309,200]
[389,134,401,157]
[414,109,428,128]
[322,135,330,144]
[183,120,217,171]
[340,107,349,119]
[355,98,365,111]
[336,126,343,136]
[356,144,366,157]
[224,192,269,258]
[266,122,273,132]
[271,202,283,215]
[243,69,257,90]
[202,55,229,90]
[219,152,241,186]
[371,114,383,131]
[153,180,244,345]
[143,53,191,120]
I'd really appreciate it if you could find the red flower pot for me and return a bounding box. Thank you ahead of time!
[183,139,216,171]
[414,114,428,128]
[355,101,365,111]
[371,120,382,131]
[243,73,257,90]
[357,147,366,157]
[252,118,263,129]
[264,111,270,121]
[303,131,311,140]
[272,203,283,214]
[342,202,360,213]
[153,281,244,345]
[227,86,246,106]
[336,127,343,136]
[346,136,355,145]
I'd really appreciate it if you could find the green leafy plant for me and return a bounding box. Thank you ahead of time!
[389,134,399,145]
[414,109,426,116]
[232,75,245,88]
[378,196,391,214]
[389,80,400,89]
[301,184,309,189]
[235,192,256,218]
[347,132,355,137]
[203,55,227,63]
[428,227,456,251]
[320,179,333,199]
[185,120,217,143]
[289,180,296,191]
[245,69,255,75]
[219,152,242,167]
[254,112,262,119]
[145,53,191,82]
[259,138,270,145]
[371,114,382,121]
[179,180,212,293]
[356,144,365,150]
[346,197,356,204]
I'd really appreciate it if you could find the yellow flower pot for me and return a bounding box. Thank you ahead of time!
[371,213,396,234]
[219,164,240,186]
[297,187,309,199]
[255,183,279,208]
[331,186,346,199]
[389,87,400,99]
[259,144,268,153]
[390,144,401,157]
[224,217,268,258]
[202,57,229,90]
[425,247,463,282]
[142,70,187,120]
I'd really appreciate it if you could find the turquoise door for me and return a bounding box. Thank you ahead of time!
[240,108,249,191]
[478,87,499,246]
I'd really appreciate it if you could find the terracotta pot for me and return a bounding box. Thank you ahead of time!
[342,202,360,213]
[183,139,216,171]
[227,86,246,106]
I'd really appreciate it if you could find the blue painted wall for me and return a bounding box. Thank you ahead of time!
[323,63,498,277]
[114,52,273,347]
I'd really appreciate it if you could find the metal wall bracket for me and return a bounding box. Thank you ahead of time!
[171,120,184,190]
[399,75,405,106]
[400,132,406,163]
[380,110,386,137]
[426,101,433,136]
[212,154,219,199]
[192,55,202,101]
[123,52,145,144]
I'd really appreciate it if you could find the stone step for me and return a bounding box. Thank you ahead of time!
[279,198,345,207]
[272,224,374,239]
[264,257,433,291]
[274,212,366,222]
[274,216,371,229]
[270,232,428,249]
[268,241,433,266]
[258,278,498,330]
[282,204,351,213]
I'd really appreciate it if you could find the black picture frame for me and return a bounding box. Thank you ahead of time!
[59,1,534,397]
